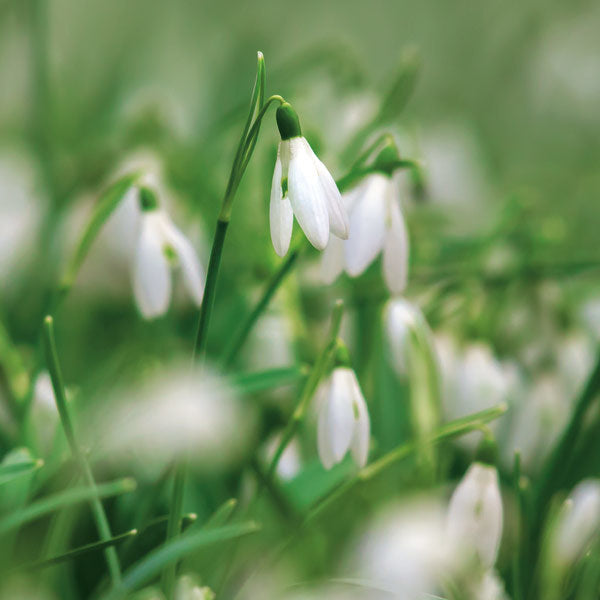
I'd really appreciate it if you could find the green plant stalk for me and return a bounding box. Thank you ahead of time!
[267,300,344,479]
[16,529,138,571]
[304,403,508,525]
[535,351,600,513]
[162,55,279,598]
[512,452,524,600]
[42,316,123,586]
[0,477,135,535]
[222,246,303,367]
[103,523,261,600]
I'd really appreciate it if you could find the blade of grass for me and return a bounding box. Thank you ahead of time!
[231,365,308,395]
[203,499,238,529]
[0,456,44,486]
[0,477,135,535]
[104,522,260,600]
[42,315,124,585]
[15,529,138,571]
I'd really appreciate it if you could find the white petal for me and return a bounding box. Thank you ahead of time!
[320,235,345,284]
[161,217,205,306]
[287,137,329,250]
[133,213,172,319]
[269,154,293,257]
[318,369,355,468]
[383,195,410,294]
[348,370,370,468]
[344,174,388,276]
[446,463,503,569]
[306,139,349,239]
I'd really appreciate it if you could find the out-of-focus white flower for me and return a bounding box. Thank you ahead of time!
[504,374,570,473]
[95,366,255,473]
[348,498,450,598]
[446,462,503,569]
[551,479,600,566]
[437,339,516,448]
[133,186,205,319]
[265,434,302,481]
[556,332,595,398]
[175,575,215,600]
[317,367,370,470]
[321,172,409,294]
[270,102,348,256]
[466,570,509,600]
[581,297,600,341]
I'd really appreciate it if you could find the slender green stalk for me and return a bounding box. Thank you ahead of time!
[535,351,600,512]
[222,246,303,367]
[304,403,508,525]
[103,523,261,600]
[16,529,138,571]
[42,315,123,586]
[267,300,345,479]
[0,477,136,535]
[512,452,524,600]
[163,54,279,598]
[204,498,237,529]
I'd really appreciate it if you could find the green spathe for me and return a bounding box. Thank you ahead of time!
[276,102,302,140]
[139,187,159,211]
[373,142,401,176]
[475,434,498,467]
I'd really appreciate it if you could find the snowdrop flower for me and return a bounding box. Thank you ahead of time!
[270,102,348,256]
[551,479,600,566]
[317,366,370,470]
[133,186,205,319]
[322,168,409,294]
[446,461,503,569]
[265,433,302,481]
[349,498,450,598]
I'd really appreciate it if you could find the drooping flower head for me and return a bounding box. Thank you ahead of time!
[270,102,349,256]
[321,141,410,294]
[133,186,205,319]
[316,344,370,470]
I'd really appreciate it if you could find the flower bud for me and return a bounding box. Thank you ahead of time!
[276,102,302,140]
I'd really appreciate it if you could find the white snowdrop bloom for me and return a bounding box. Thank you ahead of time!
[551,479,600,566]
[349,498,451,598]
[95,366,255,473]
[29,372,59,455]
[467,570,509,600]
[317,367,370,470]
[133,186,205,319]
[321,171,409,294]
[581,297,600,341]
[446,462,503,569]
[270,102,348,256]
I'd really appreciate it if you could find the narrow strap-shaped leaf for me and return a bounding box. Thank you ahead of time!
[203,498,237,529]
[0,477,136,535]
[103,522,260,600]
[0,457,44,486]
[15,529,138,571]
[231,365,307,395]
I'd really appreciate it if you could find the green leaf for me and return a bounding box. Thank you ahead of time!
[101,522,260,600]
[0,450,44,487]
[15,529,138,571]
[203,498,237,529]
[231,365,307,395]
[59,172,139,293]
[0,477,136,535]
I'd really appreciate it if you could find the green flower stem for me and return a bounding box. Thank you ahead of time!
[222,245,303,367]
[162,56,281,599]
[303,403,508,526]
[267,300,344,480]
[16,529,138,572]
[535,351,600,511]
[42,316,123,586]
[512,451,524,600]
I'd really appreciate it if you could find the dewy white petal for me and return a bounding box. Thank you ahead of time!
[383,194,409,294]
[269,151,294,257]
[287,137,330,250]
[344,174,387,276]
[305,139,349,239]
[133,213,172,319]
[160,216,205,306]
[348,369,370,468]
[446,462,503,569]
[320,234,345,284]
